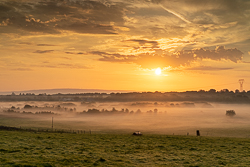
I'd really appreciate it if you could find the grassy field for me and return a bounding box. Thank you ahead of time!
[1,130,250,166]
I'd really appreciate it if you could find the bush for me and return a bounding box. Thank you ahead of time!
[226,110,236,116]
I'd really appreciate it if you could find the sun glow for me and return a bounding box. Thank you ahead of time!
[155,68,161,75]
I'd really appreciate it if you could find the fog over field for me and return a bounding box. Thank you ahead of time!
[1,101,250,138]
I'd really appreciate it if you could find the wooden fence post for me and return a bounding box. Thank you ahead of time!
[196,130,200,136]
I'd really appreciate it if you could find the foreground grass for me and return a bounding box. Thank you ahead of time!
[1,131,250,166]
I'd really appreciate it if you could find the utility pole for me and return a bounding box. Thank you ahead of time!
[239,79,244,92]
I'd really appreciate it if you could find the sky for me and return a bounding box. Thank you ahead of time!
[0,0,250,92]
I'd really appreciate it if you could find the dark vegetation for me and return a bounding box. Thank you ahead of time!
[2,104,194,115]
[1,130,250,166]
[79,108,146,115]
[226,110,236,116]
[1,89,250,103]
[3,105,76,115]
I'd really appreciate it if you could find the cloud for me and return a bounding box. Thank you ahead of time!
[33,50,54,53]
[19,42,33,45]
[41,63,90,69]
[65,52,84,55]
[0,0,125,34]
[65,52,75,54]
[58,63,90,69]
[57,22,117,34]
[91,51,136,62]
[61,57,72,60]
[93,46,243,68]
[186,66,233,71]
[0,2,59,34]
[37,44,56,46]
[11,68,33,71]
[137,46,243,68]
[126,39,159,48]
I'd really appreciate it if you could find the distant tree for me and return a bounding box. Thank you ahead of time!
[154,108,158,113]
[226,110,236,116]
[221,89,229,93]
[235,89,240,93]
[87,108,100,114]
[125,108,129,113]
[111,107,118,113]
[136,109,141,114]
[147,110,153,113]
[198,90,205,93]
[208,89,216,93]
[24,104,32,109]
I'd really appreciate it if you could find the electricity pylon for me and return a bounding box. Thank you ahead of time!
[239,79,244,92]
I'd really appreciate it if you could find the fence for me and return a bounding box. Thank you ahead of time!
[0,125,92,134]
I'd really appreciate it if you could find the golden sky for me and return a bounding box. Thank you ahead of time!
[0,0,250,92]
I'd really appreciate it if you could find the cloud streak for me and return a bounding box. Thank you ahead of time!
[159,4,191,24]
[33,50,54,54]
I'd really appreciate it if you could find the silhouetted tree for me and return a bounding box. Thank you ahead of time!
[24,104,32,109]
[208,89,216,93]
[226,110,236,116]
[136,109,141,114]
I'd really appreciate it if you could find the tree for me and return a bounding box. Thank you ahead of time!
[226,110,236,116]
[136,109,141,114]
[24,104,32,109]
[208,89,216,93]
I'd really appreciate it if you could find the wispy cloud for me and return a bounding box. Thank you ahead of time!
[41,63,91,69]
[159,4,191,24]
[186,66,233,71]
[11,68,33,71]
[37,44,57,46]
[33,50,54,53]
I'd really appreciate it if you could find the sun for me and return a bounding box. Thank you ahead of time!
[155,67,161,75]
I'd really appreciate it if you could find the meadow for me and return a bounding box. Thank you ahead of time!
[1,130,250,167]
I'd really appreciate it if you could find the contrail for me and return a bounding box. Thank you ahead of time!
[159,4,191,24]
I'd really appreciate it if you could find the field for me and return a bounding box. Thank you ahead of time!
[1,101,250,166]
[1,130,250,166]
